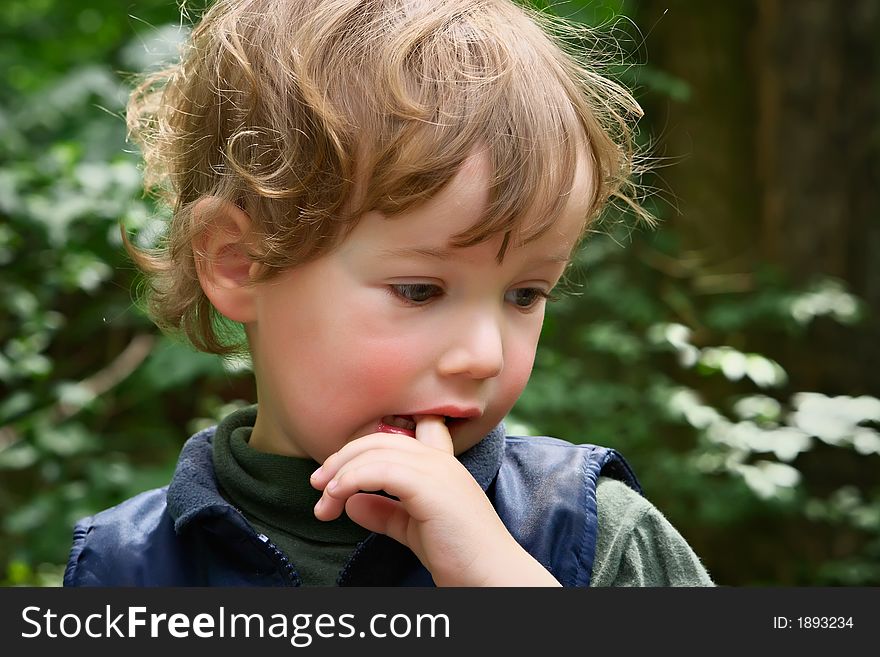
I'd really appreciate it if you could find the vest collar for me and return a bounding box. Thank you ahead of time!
[166,420,507,535]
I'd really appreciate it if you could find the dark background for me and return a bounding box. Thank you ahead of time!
[1,0,878,586]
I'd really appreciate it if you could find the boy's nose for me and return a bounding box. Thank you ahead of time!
[436,311,504,380]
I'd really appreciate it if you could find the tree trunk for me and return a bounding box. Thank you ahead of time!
[634,0,880,395]
[755,0,880,394]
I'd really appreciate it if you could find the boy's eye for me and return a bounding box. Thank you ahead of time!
[389,283,443,304]
[388,284,555,309]
[505,288,551,309]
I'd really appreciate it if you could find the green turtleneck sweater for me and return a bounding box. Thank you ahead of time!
[213,406,713,587]
[212,407,369,585]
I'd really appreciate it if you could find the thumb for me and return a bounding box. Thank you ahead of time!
[414,415,453,453]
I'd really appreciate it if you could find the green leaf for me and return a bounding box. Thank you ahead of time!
[138,338,228,390]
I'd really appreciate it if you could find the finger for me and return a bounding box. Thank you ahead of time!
[313,449,429,521]
[311,432,425,488]
[414,414,453,453]
[313,488,347,521]
[343,493,411,545]
[322,458,430,515]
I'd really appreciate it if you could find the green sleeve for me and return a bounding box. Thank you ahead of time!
[590,477,715,587]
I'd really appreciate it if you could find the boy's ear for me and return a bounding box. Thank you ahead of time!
[192,198,261,324]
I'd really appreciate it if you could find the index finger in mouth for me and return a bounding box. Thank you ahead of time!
[413,414,453,453]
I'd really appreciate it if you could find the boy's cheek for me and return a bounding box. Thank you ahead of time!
[345,340,425,397]
[498,357,536,406]
[303,334,420,399]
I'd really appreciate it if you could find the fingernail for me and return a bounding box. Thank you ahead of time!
[327,479,338,492]
[310,466,322,480]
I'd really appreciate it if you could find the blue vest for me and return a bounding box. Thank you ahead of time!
[64,427,641,587]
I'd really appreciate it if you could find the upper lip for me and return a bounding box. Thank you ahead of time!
[406,406,482,419]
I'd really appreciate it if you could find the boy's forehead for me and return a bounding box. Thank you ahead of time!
[351,146,593,255]
[432,149,493,234]
[451,149,591,254]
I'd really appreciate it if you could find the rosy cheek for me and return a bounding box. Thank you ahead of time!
[344,337,420,393]
[332,302,429,390]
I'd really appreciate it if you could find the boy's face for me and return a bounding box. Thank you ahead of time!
[247,150,592,462]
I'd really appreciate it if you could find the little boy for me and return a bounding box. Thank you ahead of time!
[64,0,713,586]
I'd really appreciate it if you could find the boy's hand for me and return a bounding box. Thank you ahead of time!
[310,416,560,586]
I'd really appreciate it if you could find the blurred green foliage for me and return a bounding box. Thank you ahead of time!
[1,0,878,587]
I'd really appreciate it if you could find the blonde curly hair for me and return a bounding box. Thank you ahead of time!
[125,0,648,354]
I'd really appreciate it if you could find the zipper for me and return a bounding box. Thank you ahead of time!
[336,533,376,586]
[217,499,302,586]
[256,533,302,586]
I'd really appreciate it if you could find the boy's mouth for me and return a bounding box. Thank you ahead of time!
[378,410,476,438]
[378,414,467,438]
[378,415,417,437]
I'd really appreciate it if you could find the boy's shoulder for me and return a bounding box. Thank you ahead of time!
[494,433,642,586]
[500,434,642,495]
[592,476,715,586]
[64,428,225,586]
[63,485,177,586]
[595,476,654,529]
[70,485,172,545]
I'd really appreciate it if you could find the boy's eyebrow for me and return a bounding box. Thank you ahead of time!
[377,246,572,266]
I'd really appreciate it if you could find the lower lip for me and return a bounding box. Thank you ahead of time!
[378,421,416,438]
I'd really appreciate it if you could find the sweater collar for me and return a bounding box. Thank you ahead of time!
[212,405,368,544]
